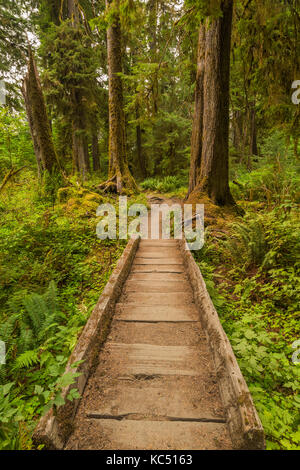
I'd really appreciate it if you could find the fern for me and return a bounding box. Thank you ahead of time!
[23,294,48,335]
[44,281,59,315]
[17,327,35,354]
[224,218,269,267]
[13,349,39,370]
[22,281,61,345]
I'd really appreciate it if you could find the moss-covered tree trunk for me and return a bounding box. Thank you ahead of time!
[22,49,59,177]
[66,1,91,179]
[188,0,235,206]
[187,24,206,197]
[103,0,137,193]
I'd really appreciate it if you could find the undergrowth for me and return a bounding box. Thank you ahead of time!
[0,170,132,449]
[194,147,300,449]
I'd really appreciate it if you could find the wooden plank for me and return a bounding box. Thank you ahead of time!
[106,343,202,376]
[115,304,199,322]
[121,292,191,305]
[124,280,191,293]
[83,375,225,421]
[127,272,187,281]
[134,258,183,265]
[140,240,179,247]
[66,419,232,450]
[131,264,185,273]
[136,249,181,258]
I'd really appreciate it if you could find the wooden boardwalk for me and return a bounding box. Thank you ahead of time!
[65,239,233,450]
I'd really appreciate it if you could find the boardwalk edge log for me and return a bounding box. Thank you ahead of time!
[32,236,140,450]
[179,238,265,450]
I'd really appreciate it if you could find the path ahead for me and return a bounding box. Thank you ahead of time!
[65,239,233,450]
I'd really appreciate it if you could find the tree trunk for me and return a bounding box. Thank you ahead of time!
[188,24,206,196]
[103,0,137,193]
[68,0,80,24]
[293,136,299,160]
[22,49,59,177]
[188,0,234,206]
[249,104,258,156]
[71,90,90,178]
[148,0,159,115]
[92,132,101,171]
[136,102,146,178]
[66,0,91,178]
[232,109,243,154]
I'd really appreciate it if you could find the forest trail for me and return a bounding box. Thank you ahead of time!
[65,202,234,450]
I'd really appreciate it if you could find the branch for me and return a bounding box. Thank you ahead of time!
[0,166,27,194]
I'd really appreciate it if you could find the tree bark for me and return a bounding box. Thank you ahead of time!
[232,109,243,153]
[188,0,235,206]
[136,102,146,178]
[188,24,206,196]
[66,0,91,178]
[92,132,101,171]
[249,105,258,156]
[22,49,59,177]
[293,136,299,160]
[104,0,137,193]
[71,89,90,178]
[68,0,80,25]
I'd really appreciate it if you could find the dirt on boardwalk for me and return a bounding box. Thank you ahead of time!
[65,217,233,450]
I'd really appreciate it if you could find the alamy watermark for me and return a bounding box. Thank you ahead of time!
[96,197,204,250]
[0,80,6,105]
[292,339,300,364]
[0,340,5,365]
[291,80,300,105]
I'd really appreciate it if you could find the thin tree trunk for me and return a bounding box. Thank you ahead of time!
[136,102,146,178]
[148,0,159,115]
[232,109,243,154]
[67,0,90,178]
[22,49,59,177]
[249,104,258,156]
[190,0,234,206]
[68,0,80,24]
[188,24,206,196]
[103,0,137,193]
[293,136,299,160]
[71,90,90,178]
[92,132,101,171]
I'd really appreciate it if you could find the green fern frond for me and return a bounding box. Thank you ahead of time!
[23,294,47,335]
[13,349,39,370]
[44,281,59,315]
[17,327,35,355]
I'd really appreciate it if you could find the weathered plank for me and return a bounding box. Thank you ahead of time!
[66,419,232,450]
[134,258,183,265]
[123,279,191,293]
[105,343,203,376]
[121,292,191,305]
[115,304,199,322]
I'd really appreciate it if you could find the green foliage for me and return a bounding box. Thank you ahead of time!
[230,135,299,205]
[194,199,300,449]
[0,108,34,174]
[224,312,300,450]
[140,175,187,193]
[0,382,23,450]
[224,218,268,267]
[0,171,126,449]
